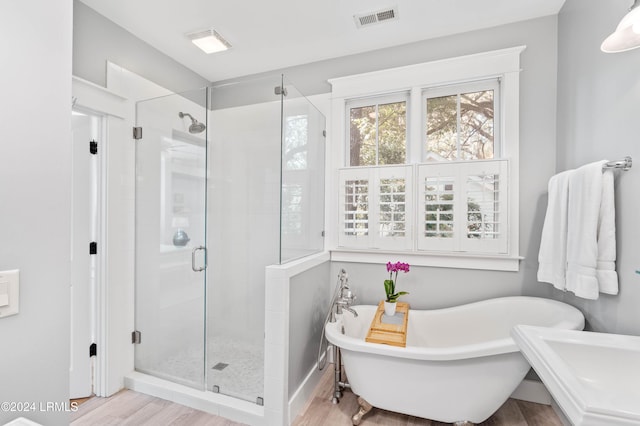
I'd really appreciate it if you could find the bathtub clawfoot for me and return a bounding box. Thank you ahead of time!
[453,422,475,426]
[352,396,373,425]
[325,298,584,423]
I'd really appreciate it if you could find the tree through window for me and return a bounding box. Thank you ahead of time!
[425,80,499,161]
[348,94,407,166]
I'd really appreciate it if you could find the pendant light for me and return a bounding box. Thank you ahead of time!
[601,0,640,53]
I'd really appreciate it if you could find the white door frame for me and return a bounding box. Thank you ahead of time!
[72,76,134,397]
[70,104,101,399]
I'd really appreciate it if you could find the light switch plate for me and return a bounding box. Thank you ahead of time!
[0,269,19,318]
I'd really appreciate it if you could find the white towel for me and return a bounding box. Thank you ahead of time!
[565,161,607,299]
[596,169,618,294]
[537,170,572,290]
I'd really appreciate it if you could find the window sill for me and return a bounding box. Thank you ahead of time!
[330,249,522,272]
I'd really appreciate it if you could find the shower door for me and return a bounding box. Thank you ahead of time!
[134,90,208,389]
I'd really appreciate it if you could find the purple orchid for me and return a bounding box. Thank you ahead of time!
[384,261,410,303]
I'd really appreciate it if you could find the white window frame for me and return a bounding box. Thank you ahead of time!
[327,46,525,271]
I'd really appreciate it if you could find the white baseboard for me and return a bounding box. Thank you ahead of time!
[288,352,328,424]
[510,378,552,405]
[125,371,264,425]
[551,399,571,426]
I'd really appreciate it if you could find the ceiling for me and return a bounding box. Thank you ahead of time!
[79,0,566,82]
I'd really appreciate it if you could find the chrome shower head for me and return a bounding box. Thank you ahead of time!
[178,111,206,134]
[189,121,206,134]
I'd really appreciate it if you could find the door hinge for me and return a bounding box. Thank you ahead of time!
[89,241,97,255]
[89,343,97,357]
[274,85,288,97]
[131,330,141,344]
[90,140,98,155]
[322,130,326,138]
[133,127,143,140]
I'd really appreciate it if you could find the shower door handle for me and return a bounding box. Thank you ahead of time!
[192,246,207,272]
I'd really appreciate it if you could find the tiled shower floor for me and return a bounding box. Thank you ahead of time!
[208,337,264,401]
[159,335,264,402]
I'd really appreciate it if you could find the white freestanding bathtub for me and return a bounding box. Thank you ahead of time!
[325,296,584,424]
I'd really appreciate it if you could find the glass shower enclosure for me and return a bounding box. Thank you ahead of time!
[134,75,325,403]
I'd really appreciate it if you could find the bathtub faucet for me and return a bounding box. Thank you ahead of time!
[337,303,358,318]
[327,269,357,405]
[334,270,357,319]
[335,287,357,317]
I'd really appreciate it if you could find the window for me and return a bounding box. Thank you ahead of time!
[280,105,325,259]
[284,114,308,170]
[329,46,524,270]
[282,114,309,237]
[339,80,506,254]
[282,184,303,236]
[425,80,499,161]
[347,94,408,166]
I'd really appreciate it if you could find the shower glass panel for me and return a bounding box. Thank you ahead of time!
[134,88,208,389]
[206,76,284,402]
[280,77,326,263]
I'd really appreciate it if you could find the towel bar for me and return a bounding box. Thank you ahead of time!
[603,156,632,171]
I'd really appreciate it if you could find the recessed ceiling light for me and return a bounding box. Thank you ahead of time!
[187,29,231,54]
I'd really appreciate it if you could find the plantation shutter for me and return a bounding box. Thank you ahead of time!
[339,168,371,248]
[417,160,508,253]
[373,166,413,250]
[338,165,413,249]
[417,163,459,251]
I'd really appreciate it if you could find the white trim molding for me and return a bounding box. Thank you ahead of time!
[72,76,128,119]
[331,250,522,272]
[265,252,331,425]
[72,75,134,398]
[287,349,328,423]
[510,378,553,406]
[328,46,526,98]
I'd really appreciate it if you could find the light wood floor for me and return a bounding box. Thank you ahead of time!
[70,389,245,425]
[71,368,562,425]
[293,368,563,426]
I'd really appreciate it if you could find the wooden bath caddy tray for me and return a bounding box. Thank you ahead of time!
[365,301,409,347]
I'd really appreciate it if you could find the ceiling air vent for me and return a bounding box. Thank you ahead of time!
[354,6,399,29]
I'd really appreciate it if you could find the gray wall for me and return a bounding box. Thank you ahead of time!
[275,16,558,309]
[0,1,73,425]
[288,261,331,398]
[553,0,640,334]
[73,0,209,94]
[330,262,527,311]
[214,16,559,99]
